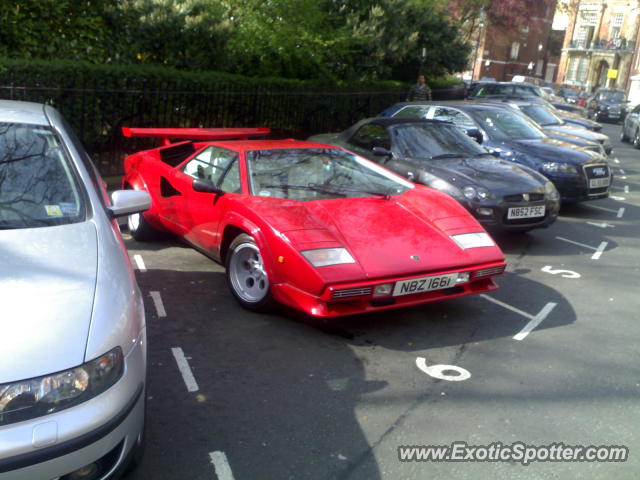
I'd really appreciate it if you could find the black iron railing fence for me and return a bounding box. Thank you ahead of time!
[0,82,463,176]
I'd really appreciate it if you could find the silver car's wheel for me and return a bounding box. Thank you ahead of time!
[126,190,160,241]
[226,234,273,310]
[128,212,141,232]
[620,128,629,142]
[634,130,640,149]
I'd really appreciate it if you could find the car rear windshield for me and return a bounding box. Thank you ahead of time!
[519,105,563,126]
[390,124,488,158]
[471,109,545,141]
[600,91,625,103]
[246,148,412,201]
[0,123,85,229]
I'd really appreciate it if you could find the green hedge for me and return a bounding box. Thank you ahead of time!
[0,58,461,174]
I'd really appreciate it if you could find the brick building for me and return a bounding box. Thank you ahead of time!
[472,3,557,82]
[556,0,640,95]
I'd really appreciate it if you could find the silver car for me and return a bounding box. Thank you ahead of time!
[0,101,150,479]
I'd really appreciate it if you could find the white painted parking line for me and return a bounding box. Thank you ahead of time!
[480,294,535,320]
[587,221,614,229]
[617,207,625,218]
[592,241,608,260]
[619,168,625,174]
[624,185,630,193]
[133,254,147,272]
[611,195,626,201]
[513,303,558,341]
[149,291,167,317]
[589,205,617,213]
[480,295,557,340]
[556,236,598,251]
[209,451,236,480]
[614,158,620,164]
[171,347,199,392]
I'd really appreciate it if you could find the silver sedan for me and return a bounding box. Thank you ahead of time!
[0,100,150,479]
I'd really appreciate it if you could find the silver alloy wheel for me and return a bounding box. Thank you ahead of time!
[128,212,141,233]
[228,242,269,303]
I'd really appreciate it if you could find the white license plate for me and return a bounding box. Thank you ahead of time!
[590,177,610,188]
[507,205,546,219]
[393,273,458,297]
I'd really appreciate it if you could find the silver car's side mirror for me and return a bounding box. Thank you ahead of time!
[108,190,151,218]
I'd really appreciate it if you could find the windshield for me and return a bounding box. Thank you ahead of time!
[246,148,412,201]
[471,109,545,141]
[0,123,85,229]
[519,105,563,126]
[600,91,625,103]
[391,124,487,158]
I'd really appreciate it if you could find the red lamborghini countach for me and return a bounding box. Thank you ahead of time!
[121,127,506,317]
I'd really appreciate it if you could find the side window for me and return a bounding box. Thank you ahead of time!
[218,159,242,193]
[433,108,477,130]
[513,86,533,96]
[182,146,238,189]
[633,105,640,114]
[350,124,390,150]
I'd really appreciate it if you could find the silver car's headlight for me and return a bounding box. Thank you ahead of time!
[301,248,355,267]
[541,162,578,174]
[544,181,560,201]
[451,232,495,249]
[0,347,123,426]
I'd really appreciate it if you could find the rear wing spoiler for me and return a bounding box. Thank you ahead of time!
[122,127,270,146]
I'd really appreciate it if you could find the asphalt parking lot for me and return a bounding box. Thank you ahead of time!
[121,123,640,480]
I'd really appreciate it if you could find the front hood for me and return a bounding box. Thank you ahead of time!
[410,155,544,194]
[259,190,502,279]
[0,222,97,383]
[509,137,601,166]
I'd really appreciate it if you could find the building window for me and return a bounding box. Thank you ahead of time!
[510,42,520,61]
[610,13,624,40]
[577,57,589,83]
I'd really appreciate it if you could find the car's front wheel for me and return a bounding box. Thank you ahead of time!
[226,233,274,311]
[633,130,640,149]
[127,211,160,242]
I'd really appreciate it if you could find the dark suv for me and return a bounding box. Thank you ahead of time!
[586,89,628,123]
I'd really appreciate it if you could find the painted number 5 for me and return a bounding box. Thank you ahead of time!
[541,266,581,279]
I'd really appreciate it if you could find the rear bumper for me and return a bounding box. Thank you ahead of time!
[271,262,505,318]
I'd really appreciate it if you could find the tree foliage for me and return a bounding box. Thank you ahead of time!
[0,0,471,82]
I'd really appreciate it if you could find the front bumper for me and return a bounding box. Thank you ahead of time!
[0,331,146,480]
[544,168,612,202]
[271,262,505,318]
[469,196,559,232]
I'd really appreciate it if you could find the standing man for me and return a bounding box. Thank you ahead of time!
[406,74,432,101]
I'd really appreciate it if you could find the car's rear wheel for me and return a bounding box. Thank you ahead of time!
[226,233,274,311]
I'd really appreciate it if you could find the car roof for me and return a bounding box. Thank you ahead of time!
[0,100,48,125]
[341,116,452,139]
[392,101,512,112]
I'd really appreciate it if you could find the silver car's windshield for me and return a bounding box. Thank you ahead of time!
[246,148,412,201]
[0,123,85,229]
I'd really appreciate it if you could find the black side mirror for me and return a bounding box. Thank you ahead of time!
[193,178,224,195]
[465,128,483,144]
[372,146,393,157]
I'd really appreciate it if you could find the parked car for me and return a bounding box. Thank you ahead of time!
[308,118,560,233]
[620,103,640,146]
[468,81,544,99]
[0,101,149,478]
[122,127,505,318]
[558,87,580,104]
[586,89,629,122]
[480,99,612,154]
[381,102,613,203]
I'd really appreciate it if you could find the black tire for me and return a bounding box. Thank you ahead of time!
[225,233,274,312]
[634,130,640,149]
[127,210,159,241]
[620,128,629,142]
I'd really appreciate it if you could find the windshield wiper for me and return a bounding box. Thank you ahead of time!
[429,153,464,160]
